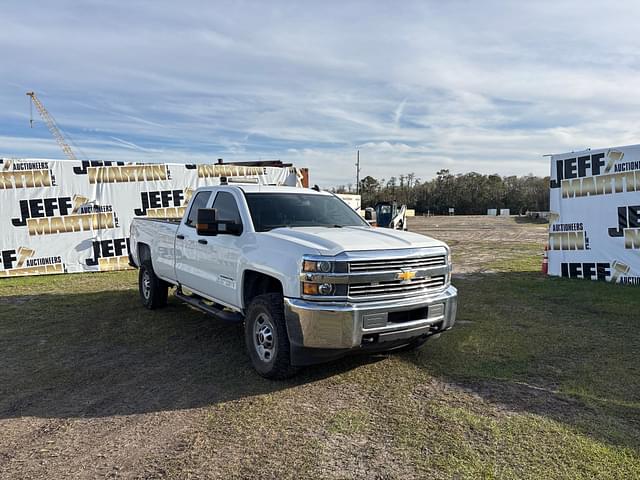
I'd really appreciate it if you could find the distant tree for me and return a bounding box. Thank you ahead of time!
[333,169,549,214]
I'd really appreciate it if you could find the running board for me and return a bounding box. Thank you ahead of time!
[175,290,243,323]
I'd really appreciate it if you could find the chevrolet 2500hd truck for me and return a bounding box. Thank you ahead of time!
[129,185,457,379]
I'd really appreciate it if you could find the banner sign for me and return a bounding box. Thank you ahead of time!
[0,159,300,277]
[548,144,640,285]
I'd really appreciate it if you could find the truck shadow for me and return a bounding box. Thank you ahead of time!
[0,290,379,419]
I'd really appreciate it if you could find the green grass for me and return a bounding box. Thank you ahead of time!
[485,242,543,272]
[415,273,640,478]
[1,249,639,478]
[327,409,371,434]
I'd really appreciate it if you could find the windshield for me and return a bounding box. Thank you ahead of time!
[244,193,369,232]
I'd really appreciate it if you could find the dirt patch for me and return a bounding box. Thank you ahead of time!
[458,380,583,417]
[408,215,548,273]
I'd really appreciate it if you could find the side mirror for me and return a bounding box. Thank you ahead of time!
[196,208,243,236]
[196,208,219,236]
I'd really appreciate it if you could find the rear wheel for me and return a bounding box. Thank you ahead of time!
[245,293,299,379]
[139,263,168,310]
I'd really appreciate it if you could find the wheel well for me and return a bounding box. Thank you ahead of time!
[243,270,283,308]
[138,243,152,266]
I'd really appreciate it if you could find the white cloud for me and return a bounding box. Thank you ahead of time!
[108,136,163,153]
[1,0,640,186]
[393,99,407,127]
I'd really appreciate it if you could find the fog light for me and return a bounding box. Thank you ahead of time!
[318,283,333,295]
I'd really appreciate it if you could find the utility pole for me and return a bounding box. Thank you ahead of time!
[355,150,360,195]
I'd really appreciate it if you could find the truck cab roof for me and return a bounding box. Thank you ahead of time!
[199,184,332,196]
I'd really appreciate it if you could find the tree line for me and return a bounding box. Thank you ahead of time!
[331,170,550,215]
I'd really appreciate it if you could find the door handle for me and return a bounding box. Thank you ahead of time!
[198,239,208,245]
[176,234,185,240]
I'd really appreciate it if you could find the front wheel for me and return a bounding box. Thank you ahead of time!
[139,263,168,310]
[245,293,299,379]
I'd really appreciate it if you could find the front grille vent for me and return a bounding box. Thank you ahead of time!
[349,275,446,299]
[348,255,446,273]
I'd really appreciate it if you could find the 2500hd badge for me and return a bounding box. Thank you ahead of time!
[129,184,457,379]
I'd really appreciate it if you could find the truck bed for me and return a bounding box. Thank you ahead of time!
[133,217,182,224]
[130,217,181,280]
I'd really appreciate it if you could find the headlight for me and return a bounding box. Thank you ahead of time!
[303,282,319,295]
[302,282,334,295]
[301,257,346,298]
[302,259,333,273]
[318,261,332,273]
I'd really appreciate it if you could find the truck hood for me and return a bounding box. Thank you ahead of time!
[263,226,447,256]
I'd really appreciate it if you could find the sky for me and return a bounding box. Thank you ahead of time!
[2,0,640,187]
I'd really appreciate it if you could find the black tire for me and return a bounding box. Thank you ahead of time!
[244,293,299,379]
[139,262,168,310]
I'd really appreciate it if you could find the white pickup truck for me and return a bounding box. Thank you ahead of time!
[129,184,457,378]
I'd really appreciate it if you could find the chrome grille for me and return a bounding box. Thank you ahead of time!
[349,255,446,273]
[349,275,446,299]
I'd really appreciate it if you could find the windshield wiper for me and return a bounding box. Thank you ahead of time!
[263,224,291,231]
[264,224,346,230]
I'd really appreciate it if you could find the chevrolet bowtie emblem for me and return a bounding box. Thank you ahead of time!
[397,270,417,281]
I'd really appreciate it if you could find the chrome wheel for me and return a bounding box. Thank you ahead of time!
[253,312,275,363]
[142,270,151,300]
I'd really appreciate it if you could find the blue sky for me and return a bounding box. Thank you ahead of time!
[2,1,640,186]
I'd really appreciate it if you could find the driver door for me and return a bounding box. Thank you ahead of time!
[192,191,244,308]
[175,190,213,291]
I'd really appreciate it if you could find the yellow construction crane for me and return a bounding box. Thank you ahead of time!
[26,91,78,161]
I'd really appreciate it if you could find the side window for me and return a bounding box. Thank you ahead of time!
[212,191,242,224]
[185,191,211,227]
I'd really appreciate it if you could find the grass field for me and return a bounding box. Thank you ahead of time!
[1,216,639,479]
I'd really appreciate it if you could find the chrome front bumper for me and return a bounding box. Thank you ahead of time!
[284,285,457,352]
